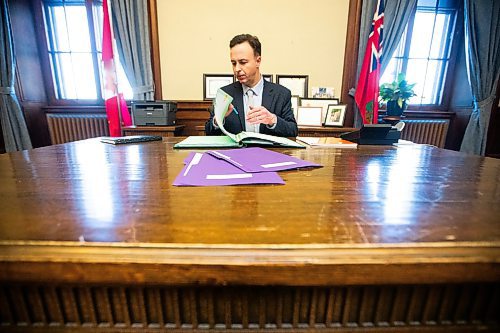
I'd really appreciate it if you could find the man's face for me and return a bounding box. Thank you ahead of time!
[230,41,261,87]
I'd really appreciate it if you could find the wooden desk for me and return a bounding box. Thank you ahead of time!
[297,126,356,137]
[194,125,357,137]
[123,125,185,137]
[1,139,499,332]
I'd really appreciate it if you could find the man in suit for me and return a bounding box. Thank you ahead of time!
[205,34,298,137]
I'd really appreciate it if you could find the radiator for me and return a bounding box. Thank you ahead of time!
[46,113,109,145]
[400,119,449,148]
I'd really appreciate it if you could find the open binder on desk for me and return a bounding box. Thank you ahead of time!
[174,89,305,149]
[340,124,401,145]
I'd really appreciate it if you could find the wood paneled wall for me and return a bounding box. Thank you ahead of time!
[0,125,4,154]
[485,83,500,158]
[9,0,51,149]
[175,101,211,136]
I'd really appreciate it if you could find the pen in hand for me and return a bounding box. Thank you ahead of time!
[232,106,239,115]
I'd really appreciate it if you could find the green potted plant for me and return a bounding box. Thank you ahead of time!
[379,73,416,116]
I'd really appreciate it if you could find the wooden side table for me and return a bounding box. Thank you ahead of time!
[123,125,185,137]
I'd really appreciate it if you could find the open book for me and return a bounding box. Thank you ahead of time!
[175,89,304,149]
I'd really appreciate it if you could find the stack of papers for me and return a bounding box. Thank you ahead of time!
[173,147,320,187]
[296,137,358,148]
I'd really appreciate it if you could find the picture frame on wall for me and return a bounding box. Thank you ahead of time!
[324,104,347,127]
[291,95,300,120]
[276,75,309,98]
[203,74,234,100]
[296,106,323,126]
[300,98,340,120]
[263,74,273,82]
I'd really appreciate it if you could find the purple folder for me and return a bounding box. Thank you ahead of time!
[207,147,321,173]
[173,152,284,186]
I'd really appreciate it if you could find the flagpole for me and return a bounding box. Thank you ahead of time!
[106,0,123,136]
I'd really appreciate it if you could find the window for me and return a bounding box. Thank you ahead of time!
[380,0,459,106]
[42,0,132,100]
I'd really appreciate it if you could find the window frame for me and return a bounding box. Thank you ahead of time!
[35,0,108,106]
[382,1,463,111]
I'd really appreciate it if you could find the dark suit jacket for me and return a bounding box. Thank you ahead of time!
[205,80,298,137]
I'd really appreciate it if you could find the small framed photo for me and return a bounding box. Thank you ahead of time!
[291,95,300,120]
[276,75,309,98]
[312,86,335,98]
[263,74,273,82]
[296,106,323,126]
[203,74,234,100]
[300,98,340,120]
[324,104,347,127]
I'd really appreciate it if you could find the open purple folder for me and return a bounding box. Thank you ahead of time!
[207,147,321,173]
[173,152,284,186]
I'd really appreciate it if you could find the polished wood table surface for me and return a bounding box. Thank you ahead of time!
[0,138,499,332]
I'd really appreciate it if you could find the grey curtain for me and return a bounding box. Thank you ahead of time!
[0,0,32,152]
[353,0,417,127]
[111,0,154,101]
[460,0,500,156]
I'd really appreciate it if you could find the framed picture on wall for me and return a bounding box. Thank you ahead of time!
[291,95,300,120]
[324,104,347,127]
[300,98,339,120]
[263,74,273,82]
[276,75,309,98]
[203,74,234,100]
[296,106,323,126]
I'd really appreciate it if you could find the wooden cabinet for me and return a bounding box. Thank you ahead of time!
[123,125,185,137]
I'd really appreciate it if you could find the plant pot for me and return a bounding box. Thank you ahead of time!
[386,100,407,116]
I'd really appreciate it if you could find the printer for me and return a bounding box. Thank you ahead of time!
[131,101,177,126]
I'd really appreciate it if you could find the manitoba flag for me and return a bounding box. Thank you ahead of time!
[102,0,131,136]
[355,0,384,124]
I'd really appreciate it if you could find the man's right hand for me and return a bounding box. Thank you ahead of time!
[226,104,235,117]
[214,104,236,126]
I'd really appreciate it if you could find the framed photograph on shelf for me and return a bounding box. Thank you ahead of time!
[263,74,273,82]
[203,74,234,100]
[312,86,335,98]
[291,95,300,120]
[296,106,323,126]
[324,104,347,127]
[276,75,309,98]
[300,98,340,120]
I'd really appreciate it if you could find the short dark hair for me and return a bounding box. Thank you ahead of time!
[230,34,261,56]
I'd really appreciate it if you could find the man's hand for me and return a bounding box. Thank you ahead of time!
[246,106,277,126]
[225,104,235,118]
[214,104,236,126]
